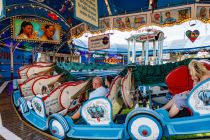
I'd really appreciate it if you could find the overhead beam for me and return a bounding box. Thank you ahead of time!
[6,3,70,28]
[104,0,112,16]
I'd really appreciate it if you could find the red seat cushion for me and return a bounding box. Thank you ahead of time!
[166,62,210,95]
[165,65,193,95]
[166,61,210,116]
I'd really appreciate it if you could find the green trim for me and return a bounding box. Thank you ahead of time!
[119,58,210,86]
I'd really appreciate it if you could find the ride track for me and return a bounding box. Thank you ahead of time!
[0,87,55,140]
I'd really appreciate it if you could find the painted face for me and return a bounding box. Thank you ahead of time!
[200,7,207,17]
[165,12,170,18]
[23,25,33,36]
[45,26,55,39]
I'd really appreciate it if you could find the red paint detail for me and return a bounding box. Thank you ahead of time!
[32,74,62,95]
[142,130,147,136]
[42,95,48,101]
[59,80,85,109]
[19,75,47,96]
[154,13,160,20]
[97,117,100,122]
[121,73,132,108]
[26,65,51,78]
[52,130,57,133]
[48,13,58,20]
[186,107,193,116]
[18,66,30,79]
[186,30,199,43]
[106,76,122,98]
[166,63,210,95]
[165,66,193,95]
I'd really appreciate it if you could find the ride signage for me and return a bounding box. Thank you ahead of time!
[75,0,99,27]
[138,34,156,41]
[88,34,110,51]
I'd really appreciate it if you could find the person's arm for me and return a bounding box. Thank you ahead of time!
[71,108,81,120]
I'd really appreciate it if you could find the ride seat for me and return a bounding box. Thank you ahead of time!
[165,61,210,116]
[166,62,210,95]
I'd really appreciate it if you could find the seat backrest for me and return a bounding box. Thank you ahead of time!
[106,76,124,115]
[81,97,113,126]
[32,74,62,95]
[166,62,210,95]
[165,65,193,95]
[19,75,47,97]
[26,65,52,78]
[59,80,91,111]
[42,81,85,115]
[121,70,134,108]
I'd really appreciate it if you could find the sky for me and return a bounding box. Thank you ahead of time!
[74,20,210,53]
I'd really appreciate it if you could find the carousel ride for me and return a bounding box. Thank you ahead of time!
[2,0,210,140]
[13,62,134,139]
[12,58,210,140]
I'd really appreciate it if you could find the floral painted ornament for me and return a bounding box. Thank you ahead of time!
[48,13,58,20]
[186,30,199,43]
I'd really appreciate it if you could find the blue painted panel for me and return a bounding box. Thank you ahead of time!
[0,47,31,81]
[23,110,48,131]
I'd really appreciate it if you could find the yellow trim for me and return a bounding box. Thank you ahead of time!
[11,17,62,44]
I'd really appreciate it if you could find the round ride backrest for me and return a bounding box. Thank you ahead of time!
[106,76,124,115]
[121,70,135,108]
[165,66,193,95]
[166,61,210,95]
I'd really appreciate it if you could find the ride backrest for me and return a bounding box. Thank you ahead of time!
[81,97,113,126]
[106,76,124,115]
[32,74,63,95]
[188,78,210,116]
[39,80,90,116]
[19,75,48,97]
[18,63,53,79]
[165,66,193,95]
[26,65,53,79]
[121,70,134,108]
[166,61,210,95]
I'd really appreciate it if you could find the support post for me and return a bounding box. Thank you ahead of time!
[132,39,136,63]
[127,40,130,64]
[10,44,14,80]
[160,40,163,64]
[158,41,163,64]
[153,41,156,57]
[145,41,149,65]
[32,43,43,64]
[153,41,156,64]
[10,42,19,80]
[142,42,145,65]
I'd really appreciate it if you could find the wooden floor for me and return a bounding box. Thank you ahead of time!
[0,87,52,140]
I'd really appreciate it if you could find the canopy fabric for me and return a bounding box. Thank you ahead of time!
[0,0,206,53]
